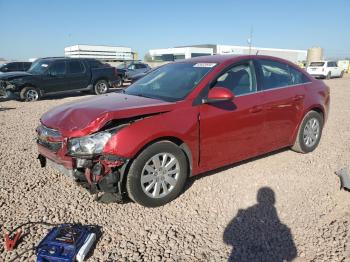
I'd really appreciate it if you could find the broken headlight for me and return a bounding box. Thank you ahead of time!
[67,132,111,157]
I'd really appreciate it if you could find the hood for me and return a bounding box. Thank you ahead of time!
[41,92,176,137]
[0,71,32,81]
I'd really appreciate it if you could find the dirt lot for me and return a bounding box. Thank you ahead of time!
[0,77,350,261]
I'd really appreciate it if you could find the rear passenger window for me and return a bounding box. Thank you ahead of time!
[68,61,85,74]
[288,66,310,85]
[259,60,291,90]
[214,63,256,96]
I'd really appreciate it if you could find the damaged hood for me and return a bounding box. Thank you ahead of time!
[0,71,32,81]
[41,92,175,137]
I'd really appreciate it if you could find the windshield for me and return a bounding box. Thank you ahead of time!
[309,62,325,67]
[28,60,50,74]
[125,62,215,102]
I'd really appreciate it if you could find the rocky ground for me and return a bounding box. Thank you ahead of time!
[0,77,349,261]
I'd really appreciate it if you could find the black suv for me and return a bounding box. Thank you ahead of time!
[0,57,120,101]
[0,62,32,73]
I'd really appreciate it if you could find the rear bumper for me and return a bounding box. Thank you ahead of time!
[309,74,326,78]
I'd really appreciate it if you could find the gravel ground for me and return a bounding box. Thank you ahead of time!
[0,77,350,262]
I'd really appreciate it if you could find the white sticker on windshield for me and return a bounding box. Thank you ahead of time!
[41,64,48,67]
[193,63,216,68]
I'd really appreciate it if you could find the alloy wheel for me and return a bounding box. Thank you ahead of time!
[140,153,180,199]
[303,118,320,147]
[26,89,39,101]
[97,82,108,94]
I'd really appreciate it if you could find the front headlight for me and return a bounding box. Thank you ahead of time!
[68,131,111,156]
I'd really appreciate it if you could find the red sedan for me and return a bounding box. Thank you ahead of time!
[37,55,330,207]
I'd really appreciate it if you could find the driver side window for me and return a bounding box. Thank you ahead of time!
[213,63,256,96]
[49,61,66,76]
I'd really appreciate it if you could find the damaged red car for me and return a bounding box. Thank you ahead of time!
[37,55,330,207]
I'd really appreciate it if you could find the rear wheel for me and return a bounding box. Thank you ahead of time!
[115,77,123,88]
[93,79,109,95]
[126,141,188,207]
[291,111,323,153]
[20,87,41,102]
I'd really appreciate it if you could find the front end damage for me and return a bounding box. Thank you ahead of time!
[36,123,131,203]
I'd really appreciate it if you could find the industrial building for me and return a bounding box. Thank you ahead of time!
[148,47,213,61]
[149,44,307,64]
[64,45,136,62]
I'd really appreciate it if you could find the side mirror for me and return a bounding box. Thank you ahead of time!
[203,87,234,104]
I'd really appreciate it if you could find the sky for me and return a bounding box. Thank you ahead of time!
[0,0,349,61]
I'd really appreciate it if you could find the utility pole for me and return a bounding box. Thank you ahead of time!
[248,26,253,55]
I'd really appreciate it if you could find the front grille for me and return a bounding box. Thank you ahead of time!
[36,124,63,152]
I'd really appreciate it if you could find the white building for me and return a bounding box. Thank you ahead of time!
[149,47,213,61]
[149,44,307,63]
[64,45,134,62]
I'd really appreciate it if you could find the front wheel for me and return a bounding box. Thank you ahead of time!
[340,71,344,78]
[326,72,331,79]
[93,79,109,95]
[291,111,323,153]
[20,87,41,102]
[126,141,188,207]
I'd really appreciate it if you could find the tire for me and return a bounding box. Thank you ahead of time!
[326,72,331,79]
[93,79,109,95]
[291,111,324,153]
[340,71,344,78]
[126,141,188,207]
[115,77,123,88]
[20,87,41,102]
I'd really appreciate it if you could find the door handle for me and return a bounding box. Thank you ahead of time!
[249,106,263,113]
[292,95,303,102]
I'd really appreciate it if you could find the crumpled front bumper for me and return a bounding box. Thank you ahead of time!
[37,142,128,202]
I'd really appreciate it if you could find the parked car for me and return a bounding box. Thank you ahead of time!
[36,55,330,207]
[0,57,121,101]
[0,61,32,73]
[114,62,151,87]
[129,66,162,84]
[306,61,344,79]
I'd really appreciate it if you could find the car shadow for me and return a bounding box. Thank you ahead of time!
[0,107,16,111]
[184,148,289,192]
[223,187,297,261]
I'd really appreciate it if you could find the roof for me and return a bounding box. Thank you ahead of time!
[176,54,301,65]
[175,54,241,64]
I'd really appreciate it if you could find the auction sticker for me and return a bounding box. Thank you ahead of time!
[193,63,216,68]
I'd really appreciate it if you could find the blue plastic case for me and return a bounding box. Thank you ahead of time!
[36,224,96,262]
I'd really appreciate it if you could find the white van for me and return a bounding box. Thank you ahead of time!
[307,61,344,79]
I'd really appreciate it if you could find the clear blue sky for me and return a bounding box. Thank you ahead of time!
[0,0,349,60]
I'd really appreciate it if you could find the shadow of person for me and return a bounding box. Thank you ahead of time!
[223,187,297,262]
